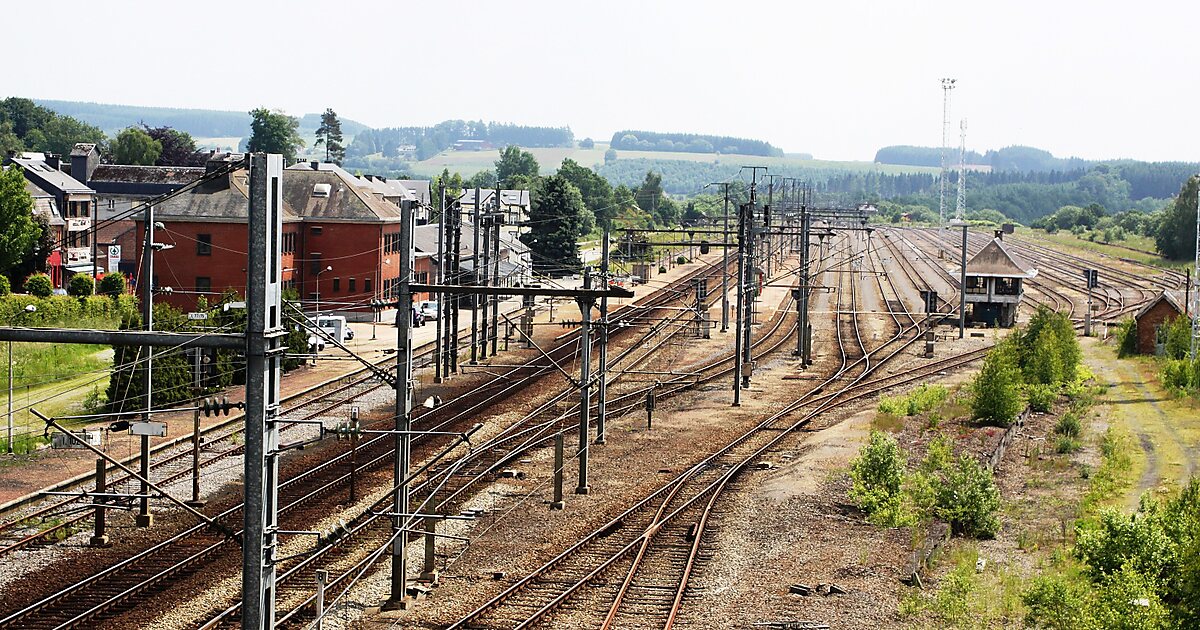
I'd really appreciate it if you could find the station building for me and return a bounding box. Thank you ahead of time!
[963,237,1037,328]
[1132,291,1186,355]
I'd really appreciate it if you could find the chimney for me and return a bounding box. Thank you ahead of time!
[311,161,319,171]
[45,153,61,171]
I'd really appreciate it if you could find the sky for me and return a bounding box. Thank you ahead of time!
[4,0,1197,162]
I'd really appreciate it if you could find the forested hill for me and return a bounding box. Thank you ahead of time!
[610,131,784,157]
[32,99,369,139]
[347,121,574,161]
[875,145,1093,172]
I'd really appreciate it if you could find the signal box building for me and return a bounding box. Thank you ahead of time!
[1133,291,1185,355]
[963,238,1037,328]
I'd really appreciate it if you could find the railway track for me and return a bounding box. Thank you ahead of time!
[0,257,747,630]
[444,231,961,629]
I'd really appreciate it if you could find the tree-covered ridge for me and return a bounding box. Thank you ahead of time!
[875,145,1095,173]
[609,130,783,157]
[347,120,573,162]
[0,97,106,157]
[32,99,369,140]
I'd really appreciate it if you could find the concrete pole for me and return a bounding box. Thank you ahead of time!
[470,189,480,364]
[90,458,108,547]
[575,268,593,495]
[596,230,610,445]
[491,213,501,357]
[137,204,155,528]
[420,517,439,583]
[389,198,416,605]
[479,216,490,360]
[315,570,327,630]
[450,206,461,374]
[7,341,12,454]
[242,152,285,630]
[742,193,755,390]
[551,431,565,510]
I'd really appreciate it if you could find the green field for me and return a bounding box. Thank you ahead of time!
[407,142,938,178]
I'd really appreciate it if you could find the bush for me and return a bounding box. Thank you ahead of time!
[971,340,1024,426]
[849,431,907,520]
[1114,319,1137,358]
[1055,435,1082,454]
[98,274,126,297]
[1055,412,1082,438]
[1161,359,1193,392]
[935,456,1001,538]
[1027,383,1058,412]
[1016,307,1080,385]
[67,274,94,297]
[676,256,687,265]
[23,273,53,297]
[879,384,949,417]
[0,275,9,295]
[1075,508,1174,581]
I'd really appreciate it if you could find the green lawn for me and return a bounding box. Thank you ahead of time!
[1020,229,1190,271]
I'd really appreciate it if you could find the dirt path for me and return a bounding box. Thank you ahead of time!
[1082,338,1200,509]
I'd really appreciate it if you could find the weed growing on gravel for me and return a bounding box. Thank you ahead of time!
[1055,436,1082,454]
[1055,412,1082,438]
[878,384,949,417]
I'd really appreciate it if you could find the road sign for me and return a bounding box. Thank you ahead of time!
[51,430,102,449]
[187,312,209,321]
[130,421,168,437]
[107,245,121,273]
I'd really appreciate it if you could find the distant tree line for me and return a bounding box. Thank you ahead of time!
[347,120,574,163]
[874,145,1092,172]
[0,97,107,157]
[609,130,783,157]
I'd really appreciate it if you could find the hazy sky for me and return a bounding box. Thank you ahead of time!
[5,0,1196,162]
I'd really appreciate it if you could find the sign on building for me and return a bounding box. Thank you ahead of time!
[66,217,92,232]
[67,248,91,264]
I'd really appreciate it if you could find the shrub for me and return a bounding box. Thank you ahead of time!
[658,265,667,274]
[675,256,687,265]
[1016,307,1080,385]
[971,340,1024,426]
[98,274,126,297]
[935,455,1001,538]
[0,275,9,295]
[879,384,949,417]
[1023,572,1094,630]
[849,431,906,520]
[1055,436,1082,454]
[67,274,94,297]
[1114,319,1138,358]
[1162,314,1192,360]
[1161,360,1193,392]
[1027,383,1057,412]
[23,273,53,297]
[1075,509,1174,581]
[1055,412,1082,438]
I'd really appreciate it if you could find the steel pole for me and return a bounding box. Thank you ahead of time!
[721,186,730,332]
[575,268,593,494]
[733,202,745,406]
[137,204,155,528]
[389,198,416,604]
[7,341,12,454]
[959,225,967,339]
[596,230,610,445]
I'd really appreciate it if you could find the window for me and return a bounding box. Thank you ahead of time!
[415,272,429,284]
[311,226,324,235]
[197,234,212,256]
[310,254,323,275]
[282,232,296,254]
[332,277,341,292]
[196,277,211,294]
[364,277,372,293]
[348,278,356,293]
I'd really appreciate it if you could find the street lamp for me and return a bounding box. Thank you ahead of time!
[315,265,333,318]
[8,304,37,454]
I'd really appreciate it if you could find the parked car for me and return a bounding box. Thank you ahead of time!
[418,300,441,320]
[312,315,354,342]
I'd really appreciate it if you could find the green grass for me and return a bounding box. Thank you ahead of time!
[1019,230,1190,271]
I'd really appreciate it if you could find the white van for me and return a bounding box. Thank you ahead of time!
[313,315,354,343]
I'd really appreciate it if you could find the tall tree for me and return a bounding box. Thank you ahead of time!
[112,127,162,165]
[1156,176,1198,260]
[521,175,587,274]
[495,145,540,184]
[0,167,39,283]
[142,125,205,166]
[558,158,613,228]
[314,108,345,165]
[247,108,304,162]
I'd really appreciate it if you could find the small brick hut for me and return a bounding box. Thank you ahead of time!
[1133,291,1185,355]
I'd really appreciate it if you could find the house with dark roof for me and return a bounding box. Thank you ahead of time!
[4,151,97,285]
[963,237,1037,327]
[1133,291,1186,355]
[132,159,434,313]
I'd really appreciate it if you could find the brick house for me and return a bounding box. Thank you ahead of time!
[132,159,434,316]
[1133,291,1185,355]
[4,151,96,286]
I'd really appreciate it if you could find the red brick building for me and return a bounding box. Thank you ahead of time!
[1133,291,1185,355]
[133,159,433,316]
